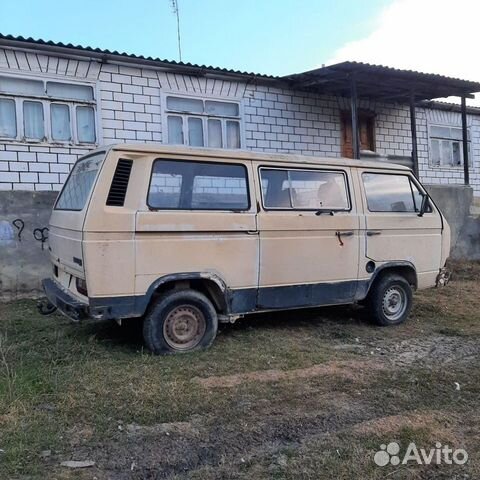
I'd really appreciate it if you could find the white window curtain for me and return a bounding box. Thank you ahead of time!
[188,117,204,146]
[51,104,71,141]
[167,116,184,144]
[76,106,95,143]
[0,99,16,138]
[208,119,222,148]
[23,101,44,139]
[226,121,240,149]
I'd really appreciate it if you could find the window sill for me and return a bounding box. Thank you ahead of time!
[429,164,465,170]
[359,150,378,157]
[0,137,98,148]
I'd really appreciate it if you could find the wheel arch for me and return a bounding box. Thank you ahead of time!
[359,261,418,301]
[137,272,229,316]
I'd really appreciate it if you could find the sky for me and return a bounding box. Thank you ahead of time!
[1,0,480,102]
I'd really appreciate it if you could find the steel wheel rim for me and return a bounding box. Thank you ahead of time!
[163,304,206,350]
[382,285,407,321]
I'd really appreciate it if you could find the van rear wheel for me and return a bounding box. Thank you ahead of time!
[367,274,413,326]
[143,289,218,354]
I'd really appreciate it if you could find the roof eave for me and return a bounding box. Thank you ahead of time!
[0,35,280,84]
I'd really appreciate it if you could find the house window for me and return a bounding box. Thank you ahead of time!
[0,75,96,144]
[429,125,470,167]
[23,101,45,140]
[0,98,17,138]
[165,95,241,149]
[341,111,375,158]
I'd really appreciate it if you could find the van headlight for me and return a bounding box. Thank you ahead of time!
[76,277,88,297]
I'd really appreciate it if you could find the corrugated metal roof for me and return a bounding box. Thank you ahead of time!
[287,61,480,89]
[1,35,480,100]
[0,33,278,80]
[284,61,480,101]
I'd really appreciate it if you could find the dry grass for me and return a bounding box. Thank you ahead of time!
[0,260,479,479]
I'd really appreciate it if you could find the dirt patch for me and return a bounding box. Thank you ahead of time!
[379,335,480,368]
[352,410,454,437]
[125,419,201,437]
[193,360,385,388]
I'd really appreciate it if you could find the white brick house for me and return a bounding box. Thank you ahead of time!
[1,34,480,197]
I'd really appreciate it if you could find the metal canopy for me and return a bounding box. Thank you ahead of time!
[283,62,480,102]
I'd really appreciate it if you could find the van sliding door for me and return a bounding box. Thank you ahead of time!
[255,164,360,310]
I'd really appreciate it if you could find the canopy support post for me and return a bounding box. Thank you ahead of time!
[350,75,360,160]
[461,95,470,185]
[410,94,419,177]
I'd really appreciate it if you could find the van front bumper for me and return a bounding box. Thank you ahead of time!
[42,278,88,322]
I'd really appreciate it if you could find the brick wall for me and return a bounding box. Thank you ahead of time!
[0,46,479,196]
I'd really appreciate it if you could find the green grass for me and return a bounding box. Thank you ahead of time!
[0,261,479,479]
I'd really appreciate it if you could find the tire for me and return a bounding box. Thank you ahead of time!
[143,289,218,355]
[367,274,413,326]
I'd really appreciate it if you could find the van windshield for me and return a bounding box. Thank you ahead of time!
[55,152,105,211]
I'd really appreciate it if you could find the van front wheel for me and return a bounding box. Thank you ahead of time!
[143,289,218,354]
[367,274,413,326]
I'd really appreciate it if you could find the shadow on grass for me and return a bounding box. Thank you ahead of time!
[79,303,373,353]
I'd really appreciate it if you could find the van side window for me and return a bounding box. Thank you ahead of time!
[148,159,249,210]
[260,168,350,210]
[363,173,424,212]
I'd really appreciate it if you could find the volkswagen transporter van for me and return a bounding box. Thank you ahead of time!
[42,144,451,354]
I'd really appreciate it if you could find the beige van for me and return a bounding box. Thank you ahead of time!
[42,144,450,354]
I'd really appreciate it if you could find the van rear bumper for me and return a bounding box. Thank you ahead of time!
[42,278,141,321]
[42,278,88,322]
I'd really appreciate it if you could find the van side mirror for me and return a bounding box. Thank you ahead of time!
[418,194,430,217]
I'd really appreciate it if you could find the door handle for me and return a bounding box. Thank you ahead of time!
[335,230,354,246]
[246,230,258,235]
[367,230,382,236]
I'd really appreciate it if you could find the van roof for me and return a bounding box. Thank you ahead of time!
[98,143,411,171]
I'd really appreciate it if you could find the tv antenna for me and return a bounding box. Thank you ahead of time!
[170,0,182,62]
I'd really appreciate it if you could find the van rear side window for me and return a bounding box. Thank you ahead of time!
[148,159,249,210]
[55,152,104,211]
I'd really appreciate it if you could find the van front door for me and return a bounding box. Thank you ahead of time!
[255,165,360,310]
[359,171,443,282]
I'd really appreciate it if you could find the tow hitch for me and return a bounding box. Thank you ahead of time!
[436,267,452,287]
[37,298,57,315]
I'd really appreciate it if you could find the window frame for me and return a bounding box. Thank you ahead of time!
[147,157,251,212]
[428,123,471,169]
[362,171,431,214]
[162,92,244,150]
[0,71,100,146]
[258,165,352,212]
